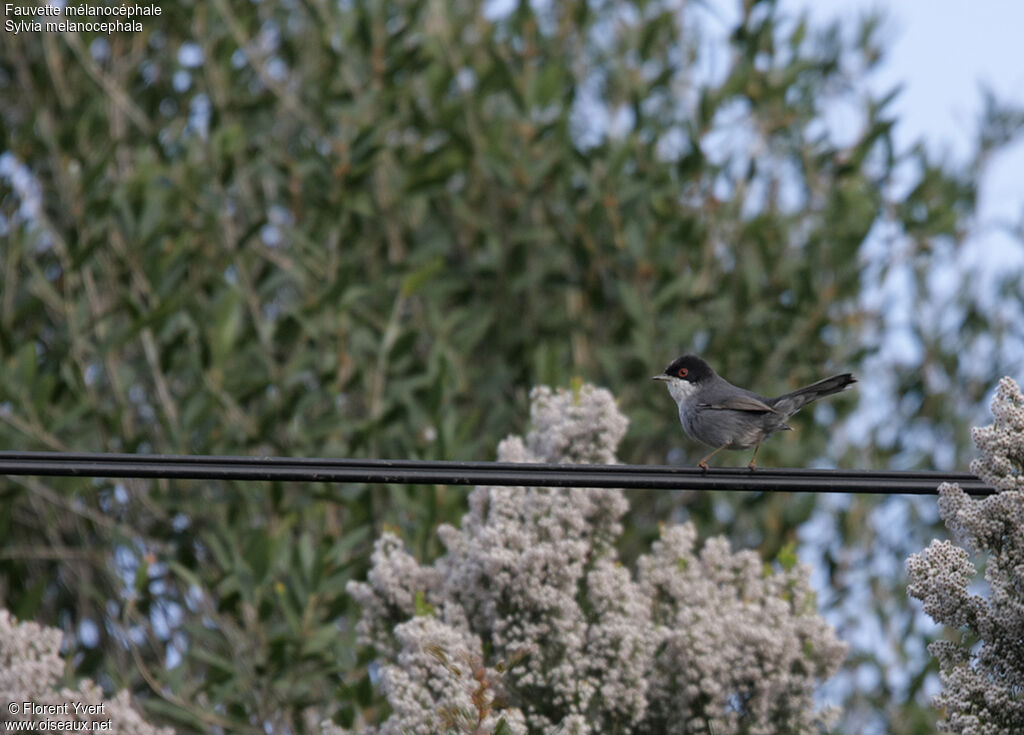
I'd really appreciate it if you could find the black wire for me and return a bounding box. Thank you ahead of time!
[0,451,993,495]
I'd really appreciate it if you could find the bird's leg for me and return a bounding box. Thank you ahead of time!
[697,446,727,470]
[747,444,761,471]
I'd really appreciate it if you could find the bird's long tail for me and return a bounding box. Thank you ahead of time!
[770,373,856,416]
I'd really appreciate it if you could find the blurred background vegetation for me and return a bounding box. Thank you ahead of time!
[1,0,1022,732]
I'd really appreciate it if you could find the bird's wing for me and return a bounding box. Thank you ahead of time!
[700,395,779,414]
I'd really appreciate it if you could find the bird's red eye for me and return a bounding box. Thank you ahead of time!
[677,368,688,378]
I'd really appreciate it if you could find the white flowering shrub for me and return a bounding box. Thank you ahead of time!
[340,384,846,735]
[638,524,846,733]
[906,377,1024,733]
[0,609,172,734]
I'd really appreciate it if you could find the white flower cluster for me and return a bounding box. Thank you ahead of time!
[969,376,1024,491]
[340,384,846,735]
[637,524,846,733]
[519,384,629,465]
[906,376,1024,733]
[0,610,172,735]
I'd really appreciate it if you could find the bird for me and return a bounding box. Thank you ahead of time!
[652,354,856,470]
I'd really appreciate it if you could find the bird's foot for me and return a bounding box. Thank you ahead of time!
[747,444,761,471]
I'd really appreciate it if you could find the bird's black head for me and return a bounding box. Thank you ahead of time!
[661,354,715,383]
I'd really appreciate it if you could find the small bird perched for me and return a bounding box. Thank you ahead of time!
[652,354,856,469]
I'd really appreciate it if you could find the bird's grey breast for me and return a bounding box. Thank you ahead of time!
[682,379,782,449]
[692,407,772,448]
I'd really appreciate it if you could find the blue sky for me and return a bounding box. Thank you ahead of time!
[794,0,1024,160]
[785,0,1024,270]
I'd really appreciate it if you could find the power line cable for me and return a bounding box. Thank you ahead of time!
[0,451,993,495]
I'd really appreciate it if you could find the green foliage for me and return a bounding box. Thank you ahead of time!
[1,0,1021,733]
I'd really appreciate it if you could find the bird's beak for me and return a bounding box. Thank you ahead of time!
[651,374,670,382]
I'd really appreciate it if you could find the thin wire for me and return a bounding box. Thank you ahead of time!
[0,451,993,495]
